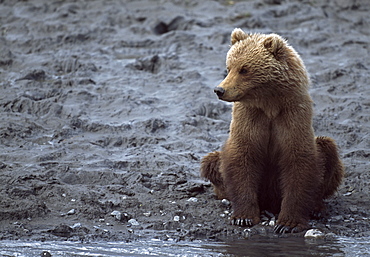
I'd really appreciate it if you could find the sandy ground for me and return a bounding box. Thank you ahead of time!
[0,0,369,242]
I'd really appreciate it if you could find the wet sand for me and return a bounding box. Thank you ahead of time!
[1,0,370,242]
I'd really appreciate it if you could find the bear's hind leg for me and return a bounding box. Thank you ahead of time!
[316,136,345,199]
[200,151,227,199]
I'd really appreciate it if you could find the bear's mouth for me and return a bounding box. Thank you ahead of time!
[217,94,241,102]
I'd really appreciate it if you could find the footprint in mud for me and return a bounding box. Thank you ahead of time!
[128,55,162,74]
[153,16,192,35]
[145,118,167,133]
[16,69,46,81]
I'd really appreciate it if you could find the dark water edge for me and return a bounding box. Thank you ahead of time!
[1,236,370,257]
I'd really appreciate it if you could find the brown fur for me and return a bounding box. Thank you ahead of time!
[201,29,344,233]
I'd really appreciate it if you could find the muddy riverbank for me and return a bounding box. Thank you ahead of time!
[1,0,369,246]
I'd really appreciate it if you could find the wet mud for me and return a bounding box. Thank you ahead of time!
[1,0,370,243]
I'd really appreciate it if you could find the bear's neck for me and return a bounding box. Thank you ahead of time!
[234,99,281,119]
[234,88,311,119]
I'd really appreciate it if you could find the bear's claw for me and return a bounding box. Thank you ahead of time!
[232,218,253,227]
[273,224,300,234]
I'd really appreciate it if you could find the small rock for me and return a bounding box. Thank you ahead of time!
[110,211,131,221]
[243,228,252,238]
[269,219,275,227]
[71,223,81,229]
[111,210,122,221]
[173,216,180,222]
[187,197,198,202]
[67,209,76,215]
[48,224,73,237]
[41,251,52,257]
[153,21,168,35]
[304,229,325,239]
[128,219,140,226]
[143,212,151,217]
[221,199,230,206]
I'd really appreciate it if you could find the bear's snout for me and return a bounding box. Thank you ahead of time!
[214,87,225,98]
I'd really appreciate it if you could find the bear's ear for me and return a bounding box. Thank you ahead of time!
[263,34,286,59]
[231,28,248,45]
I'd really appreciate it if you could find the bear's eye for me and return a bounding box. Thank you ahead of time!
[239,68,248,75]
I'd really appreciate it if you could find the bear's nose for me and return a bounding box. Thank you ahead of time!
[214,87,225,98]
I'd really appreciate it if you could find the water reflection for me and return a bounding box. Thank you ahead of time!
[1,236,369,256]
[209,237,344,256]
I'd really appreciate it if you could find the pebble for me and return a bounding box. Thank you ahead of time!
[221,199,230,206]
[243,228,252,238]
[71,223,81,229]
[304,229,325,239]
[110,210,122,221]
[41,251,52,257]
[110,210,130,222]
[269,220,275,227]
[173,216,180,222]
[93,226,109,233]
[128,219,140,226]
[67,209,76,215]
[187,197,198,202]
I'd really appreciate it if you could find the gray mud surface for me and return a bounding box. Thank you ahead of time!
[1,0,369,243]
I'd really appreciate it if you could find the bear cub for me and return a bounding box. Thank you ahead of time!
[201,29,344,234]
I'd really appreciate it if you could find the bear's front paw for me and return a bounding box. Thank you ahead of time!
[231,215,260,227]
[231,218,254,227]
[273,221,307,234]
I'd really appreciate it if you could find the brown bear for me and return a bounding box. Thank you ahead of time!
[201,29,344,234]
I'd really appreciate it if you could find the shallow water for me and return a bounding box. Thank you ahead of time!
[1,237,370,257]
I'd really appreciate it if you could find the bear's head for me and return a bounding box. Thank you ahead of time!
[214,28,308,103]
